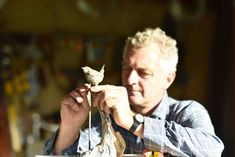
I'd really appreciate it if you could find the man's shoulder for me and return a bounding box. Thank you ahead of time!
[166,96,215,130]
[167,97,207,115]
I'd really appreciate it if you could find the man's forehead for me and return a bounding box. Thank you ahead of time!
[124,51,159,63]
[122,57,159,70]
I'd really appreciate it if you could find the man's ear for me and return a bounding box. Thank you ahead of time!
[164,72,176,89]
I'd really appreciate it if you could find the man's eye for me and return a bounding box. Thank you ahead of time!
[138,71,152,78]
[123,66,131,71]
[122,68,129,74]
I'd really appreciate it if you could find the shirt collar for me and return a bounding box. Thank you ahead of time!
[148,90,170,120]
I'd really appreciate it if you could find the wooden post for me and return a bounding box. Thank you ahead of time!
[0,96,13,157]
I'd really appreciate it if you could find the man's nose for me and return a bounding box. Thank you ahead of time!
[127,70,138,85]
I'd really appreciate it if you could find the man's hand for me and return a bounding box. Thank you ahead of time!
[60,86,90,129]
[90,85,135,130]
[55,84,90,154]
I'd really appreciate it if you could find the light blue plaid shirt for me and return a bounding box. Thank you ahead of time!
[44,92,224,156]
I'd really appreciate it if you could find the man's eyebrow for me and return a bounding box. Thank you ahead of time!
[121,62,128,66]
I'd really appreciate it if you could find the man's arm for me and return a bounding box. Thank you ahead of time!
[43,130,79,155]
[142,101,224,157]
[44,112,103,155]
[54,126,79,154]
[44,85,91,155]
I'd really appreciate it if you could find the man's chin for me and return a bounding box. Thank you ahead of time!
[129,96,142,106]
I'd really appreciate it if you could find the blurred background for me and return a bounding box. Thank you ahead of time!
[0,0,234,156]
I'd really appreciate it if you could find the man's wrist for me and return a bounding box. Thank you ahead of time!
[129,114,144,133]
[120,112,135,130]
[58,124,79,140]
[54,125,79,154]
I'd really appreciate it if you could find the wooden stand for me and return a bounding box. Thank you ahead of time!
[0,96,13,157]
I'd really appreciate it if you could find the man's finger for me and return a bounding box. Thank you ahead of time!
[90,85,111,92]
[61,96,80,111]
[70,90,83,103]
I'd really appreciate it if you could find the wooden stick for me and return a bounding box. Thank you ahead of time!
[87,90,92,150]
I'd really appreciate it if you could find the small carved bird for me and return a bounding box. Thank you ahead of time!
[81,65,126,157]
[82,65,105,86]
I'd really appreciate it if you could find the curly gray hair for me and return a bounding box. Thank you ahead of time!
[123,27,178,74]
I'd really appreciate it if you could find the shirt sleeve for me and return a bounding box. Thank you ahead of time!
[43,112,102,155]
[143,101,224,157]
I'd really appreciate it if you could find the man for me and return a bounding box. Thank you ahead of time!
[44,27,224,156]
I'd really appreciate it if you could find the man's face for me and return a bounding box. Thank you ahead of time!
[122,44,167,110]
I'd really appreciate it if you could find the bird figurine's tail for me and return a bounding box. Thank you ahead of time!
[99,65,105,74]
